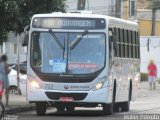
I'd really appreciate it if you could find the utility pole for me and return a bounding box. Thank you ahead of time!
[111,0,115,16]
[17,34,20,95]
[115,0,121,18]
[151,0,160,36]
[151,0,157,36]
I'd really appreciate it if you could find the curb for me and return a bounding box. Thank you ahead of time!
[5,105,35,114]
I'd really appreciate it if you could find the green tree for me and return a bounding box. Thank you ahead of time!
[14,0,66,34]
[10,0,66,95]
[0,0,19,44]
[0,0,66,43]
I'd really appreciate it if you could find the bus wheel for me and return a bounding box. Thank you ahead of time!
[113,103,120,112]
[36,102,47,116]
[121,82,132,112]
[120,101,130,112]
[102,103,113,115]
[66,105,75,112]
[56,106,65,112]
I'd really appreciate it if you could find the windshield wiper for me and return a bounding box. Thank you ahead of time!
[70,30,88,50]
[49,29,64,50]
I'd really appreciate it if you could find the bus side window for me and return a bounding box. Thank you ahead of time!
[120,29,124,58]
[124,29,128,58]
[109,28,113,65]
[126,30,129,58]
[133,31,137,59]
[118,28,121,58]
[137,32,140,59]
[128,30,132,58]
[122,29,125,58]
[132,31,135,58]
[114,28,119,57]
[114,27,118,57]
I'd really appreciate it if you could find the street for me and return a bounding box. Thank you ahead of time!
[16,82,160,120]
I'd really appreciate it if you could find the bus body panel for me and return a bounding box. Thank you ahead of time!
[27,13,140,106]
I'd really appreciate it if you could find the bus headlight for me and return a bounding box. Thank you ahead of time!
[95,76,107,90]
[30,80,40,89]
[95,81,105,90]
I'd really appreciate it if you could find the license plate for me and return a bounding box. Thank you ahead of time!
[59,97,74,102]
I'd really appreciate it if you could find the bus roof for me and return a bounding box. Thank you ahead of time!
[32,12,138,29]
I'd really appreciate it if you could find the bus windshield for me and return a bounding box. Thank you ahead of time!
[31,32,106,74]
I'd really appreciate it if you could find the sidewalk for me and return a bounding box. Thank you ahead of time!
[139,81,160,97]
[2,94,35,114]
[130,81,160,114]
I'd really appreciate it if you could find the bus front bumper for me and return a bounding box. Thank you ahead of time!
[27,87,112,104]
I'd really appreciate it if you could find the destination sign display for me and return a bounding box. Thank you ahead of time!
[32,17,106,29]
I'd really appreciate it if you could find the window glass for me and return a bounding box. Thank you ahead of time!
[129,30,132,58]
[129,0,136,17]
[126,30,129,58]
[10,43,17,54]
[31,32,106,74]
[124,30,127,58]
[77,0,86,10]
[117,28,120,42]
[120,29,124,57]
[118,43,121,57]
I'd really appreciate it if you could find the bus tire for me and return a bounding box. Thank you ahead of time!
[36,102,47,116]
[121,81,132,112]
[113,103,120,112]
[102,81,116,115]
[102,103,113,115]
[66,105,75,112]
[56,106,65,112]
[120,101,130,112]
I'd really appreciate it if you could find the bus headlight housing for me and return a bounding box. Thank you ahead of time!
[95,82,104,90]
[95,76,107,90]
[30,80,41,89]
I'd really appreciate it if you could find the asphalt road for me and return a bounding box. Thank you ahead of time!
[11,82,160,120]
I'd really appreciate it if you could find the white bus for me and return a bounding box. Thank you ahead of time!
[26,12,140,115]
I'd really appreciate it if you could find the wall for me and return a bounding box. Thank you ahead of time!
[65,0,114,16]
[138,20,160,36]
[140,36,160,78]
[0,32,27,64]
[137,9,160,36]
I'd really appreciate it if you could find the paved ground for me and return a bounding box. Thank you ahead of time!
[2,94,28,107]
[13,82,160,120]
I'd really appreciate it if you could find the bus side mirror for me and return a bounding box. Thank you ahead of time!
[22,25,30,46]
[23,32,29,46]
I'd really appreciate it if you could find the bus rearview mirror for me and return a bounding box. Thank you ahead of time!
[23,25,30,46]
[23,32,29,46]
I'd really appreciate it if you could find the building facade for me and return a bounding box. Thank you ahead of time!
[137,0,160,36]
[65,0,137,20]
[0,32,27,64]
[137,9,160,36]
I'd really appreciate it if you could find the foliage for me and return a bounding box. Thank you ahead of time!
[0,0,19,44]
[141,73,148,81]
[15,0,66,34]
[0,0,66,44]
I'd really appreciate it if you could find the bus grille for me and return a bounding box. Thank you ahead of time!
[45,92,88,101]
